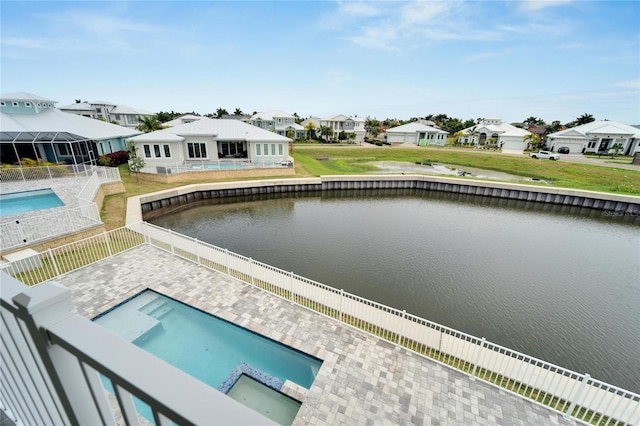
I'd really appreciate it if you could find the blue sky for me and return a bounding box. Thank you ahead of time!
[2,1,639,124]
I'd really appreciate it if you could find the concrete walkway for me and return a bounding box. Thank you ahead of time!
[53,245,582,425]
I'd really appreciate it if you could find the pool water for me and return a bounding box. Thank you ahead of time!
[94,290,321,423]
[228,375,301,425]
[188,162,249,170]
[0,189,64,217]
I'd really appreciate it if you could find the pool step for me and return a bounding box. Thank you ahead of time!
[138,296,173,319]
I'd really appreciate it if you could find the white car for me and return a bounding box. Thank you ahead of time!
[530,151,560,160]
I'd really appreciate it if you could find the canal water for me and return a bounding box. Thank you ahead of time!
[149,189,640,393]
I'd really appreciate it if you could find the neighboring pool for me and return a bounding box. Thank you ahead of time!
[0,189,64,217]
[94,290,321,424]
[188,162,250,170]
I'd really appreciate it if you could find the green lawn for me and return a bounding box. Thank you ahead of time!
[292,147,640,195]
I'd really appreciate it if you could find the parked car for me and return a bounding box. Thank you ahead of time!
[530,151,560,160]
[557,147,570,154]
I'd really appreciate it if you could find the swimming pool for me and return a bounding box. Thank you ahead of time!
[0,188,64,217]
[94,290,321,424]
[187,162,250,170]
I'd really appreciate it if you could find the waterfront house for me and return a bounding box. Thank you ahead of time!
[161,114,204,127]
[458,117,531,154]
[127,117,291,169]
[0,92,141,165]
[547,120,640,155]
[384,121,449,146]
[59,100,154,128]
[320,114,366,142]
[249,110,306,139]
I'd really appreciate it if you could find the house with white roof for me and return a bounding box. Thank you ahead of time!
[458,118,531,154]
[59,100,154,128]
[0,92,141,165]
[126,117,291,171]
[249,111,306,139]
[385,122,449,146]
[318,114,366,142]
[161,114,204,127]
[547,121,640,155]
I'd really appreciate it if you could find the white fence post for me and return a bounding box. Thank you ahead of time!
[339,289,344,323]
[194,238,200,264]
[289,271,295,302]
[470,337,486,379]
[564,373,590,421]
[47,167,53,180]
[225,249,230,274]
[169,230,174,255]
[397,310,406,347]
[16,220,26,244]
[142,222,150,244]
[47,249,60,277]
[104,232,112,257]
[249,258,255,286]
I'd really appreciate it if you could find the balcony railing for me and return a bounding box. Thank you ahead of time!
[0,273,274,425]
[1,222,638,425]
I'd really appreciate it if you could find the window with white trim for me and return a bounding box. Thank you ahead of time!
[143,145,152,158]
[188,142,207,158]
[154,145,161,158]
[57,144,70,156]
[163,145,171,158]
[256,144,261,155]
[278,144,283,155]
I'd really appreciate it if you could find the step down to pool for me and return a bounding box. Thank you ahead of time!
[94,292,166,342]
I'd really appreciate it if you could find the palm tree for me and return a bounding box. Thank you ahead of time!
[320,126,333,143]
[233,108,243,116]
[137,116,163,133]
[523,133,541,151]
[304,122,317,139]
[575,113,595,126]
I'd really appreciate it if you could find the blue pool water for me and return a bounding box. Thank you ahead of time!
[94,290,321,422]
[0,189,64,217]
[188,162,249,170]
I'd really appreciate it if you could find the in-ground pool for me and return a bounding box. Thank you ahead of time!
[187,162,250,170]
[94,290,321,424]
[0,188,64,217]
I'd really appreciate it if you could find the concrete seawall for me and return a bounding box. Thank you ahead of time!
[126,175,640,224]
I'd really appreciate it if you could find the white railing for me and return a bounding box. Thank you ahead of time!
[0,204,102,252]
[77,166,121,203]
[0,164,94,182]
[2,222,639,425]
[0,273,273,425]
[140,158,294,175]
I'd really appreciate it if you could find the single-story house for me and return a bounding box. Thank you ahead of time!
[458,118,531,154]
[547,121,640,155]
[384,122,448,146]
[161,114,204,127]
[127,117,292,169]
[1,92,141,165]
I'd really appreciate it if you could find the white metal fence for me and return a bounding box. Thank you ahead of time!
[2,222,639,425]
[0,164,95,182]
[140,158,294,175]
[1,166,121,252]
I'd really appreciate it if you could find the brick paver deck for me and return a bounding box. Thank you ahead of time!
[53,245,581,425]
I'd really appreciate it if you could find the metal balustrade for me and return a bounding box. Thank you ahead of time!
[0,274,273,425]
[0,164,94,182]
[2,221,638,425]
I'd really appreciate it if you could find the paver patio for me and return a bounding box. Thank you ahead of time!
[53,245,582,425]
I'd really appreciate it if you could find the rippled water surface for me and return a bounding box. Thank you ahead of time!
[150,189,640,392]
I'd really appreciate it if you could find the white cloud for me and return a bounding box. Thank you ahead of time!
[1,37,48,49]
[518,0,574,12]
[616,80,640,89]
[339,1,383,17]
